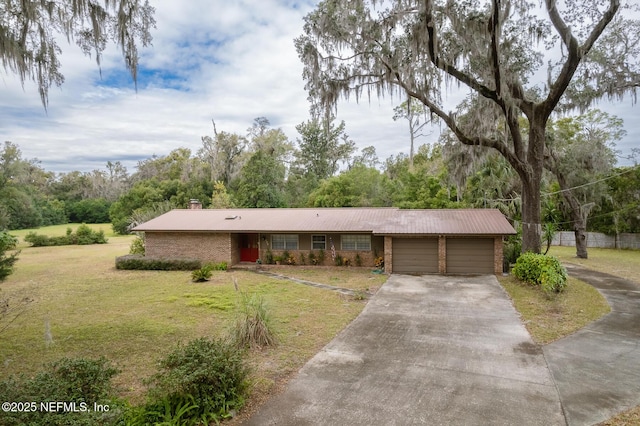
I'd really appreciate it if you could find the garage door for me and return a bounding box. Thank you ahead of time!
[446,238,494,274]
[393,238,438,274]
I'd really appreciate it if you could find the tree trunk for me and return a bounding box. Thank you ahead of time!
[521,177,542,253]
[518,119,546,254]
[574,226,588,259]
[555,169,589,259]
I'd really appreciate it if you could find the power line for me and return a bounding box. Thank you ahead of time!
[541,164,639,197]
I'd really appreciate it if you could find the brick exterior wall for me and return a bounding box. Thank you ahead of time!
[145,232,233,263]
[438,236,446,274]
[384,236,393,274]
[144,231,505,274]
[494,236,504,275]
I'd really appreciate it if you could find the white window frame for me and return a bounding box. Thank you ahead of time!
[271,234,299,250]
[341,234,371,251]
[312,235,327,250]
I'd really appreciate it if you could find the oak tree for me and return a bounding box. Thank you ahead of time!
[296,0,640,253]
[1,0,155,108]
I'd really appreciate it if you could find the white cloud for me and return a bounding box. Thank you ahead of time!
[0,0,637,175]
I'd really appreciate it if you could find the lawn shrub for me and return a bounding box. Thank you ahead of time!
[213,261,228,271]
[192,264,214,282]
[23,232,52,247]
[503,233,522,266]
[74,224,107,245]
[124,394,200,426]
[115,255,201,271]
[24,225,107,247]
[129,235,145,255]
[0,357,123,426]
[0,231,19,282]
[142,338,248,424]
[512,252,568,295]
[265,249,274,264]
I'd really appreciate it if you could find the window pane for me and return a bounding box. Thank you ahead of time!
[285,234,299,250]
[272,234,298,250]
[272,235,285,250]
[312,235,326,250]
[341,235,371,251]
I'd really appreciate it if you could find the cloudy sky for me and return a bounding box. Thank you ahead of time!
[1,0,637,174]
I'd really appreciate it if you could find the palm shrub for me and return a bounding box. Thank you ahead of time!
[512,252,568,295]
[191,263,214,282]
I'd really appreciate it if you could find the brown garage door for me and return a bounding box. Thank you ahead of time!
[393,238,438,274]
[446,238,494,274]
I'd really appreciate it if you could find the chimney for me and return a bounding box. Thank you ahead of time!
[189,199,203,210]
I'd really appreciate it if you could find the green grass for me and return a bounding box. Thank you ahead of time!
[499,275,610,344]
[0,225,376,408]
[549,246,640,283]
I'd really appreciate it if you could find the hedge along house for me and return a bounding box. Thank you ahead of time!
[131,206,516,275]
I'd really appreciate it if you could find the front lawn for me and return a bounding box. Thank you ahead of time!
[548,246,640,283]
[499,275,610,344]
[0,231,381,411]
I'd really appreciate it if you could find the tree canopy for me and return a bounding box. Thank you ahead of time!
[1,0,155,108]
[295,0,640,253]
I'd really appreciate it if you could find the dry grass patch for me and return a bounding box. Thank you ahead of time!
[499,275,610,344]
[0,230,375,411]
[259,265,388,292]
[549,246,640,283]
[598,405,640,426]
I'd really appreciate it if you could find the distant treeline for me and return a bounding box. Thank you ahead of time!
[1,114,638,236]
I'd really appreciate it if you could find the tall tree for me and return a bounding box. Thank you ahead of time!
[545,110,621,258]
[247,118,294,164]
[1,0,156,108]
[393,97,431,168]
[296,0,640,253]
[209,181,235,209]
[589,166,640,235]
[235,151,286,208]
[199,126,247,186]
[307,165,390,207]
[293,117,356,181]
[0,142,58,229]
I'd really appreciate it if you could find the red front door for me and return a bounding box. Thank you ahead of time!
[240,234,259,262]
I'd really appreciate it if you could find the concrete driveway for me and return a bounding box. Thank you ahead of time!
[246,275,564,425]
[544,264,640,426]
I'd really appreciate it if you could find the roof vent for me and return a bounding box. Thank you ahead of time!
[225,215,238,220]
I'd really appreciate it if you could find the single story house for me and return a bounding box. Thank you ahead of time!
[131,205,516,275]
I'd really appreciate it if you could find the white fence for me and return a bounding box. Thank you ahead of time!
[551,232,640,250]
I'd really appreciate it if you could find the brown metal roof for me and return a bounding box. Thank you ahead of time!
[375,209,516,235]
[132,208,516,235]
[131,208,397,233]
